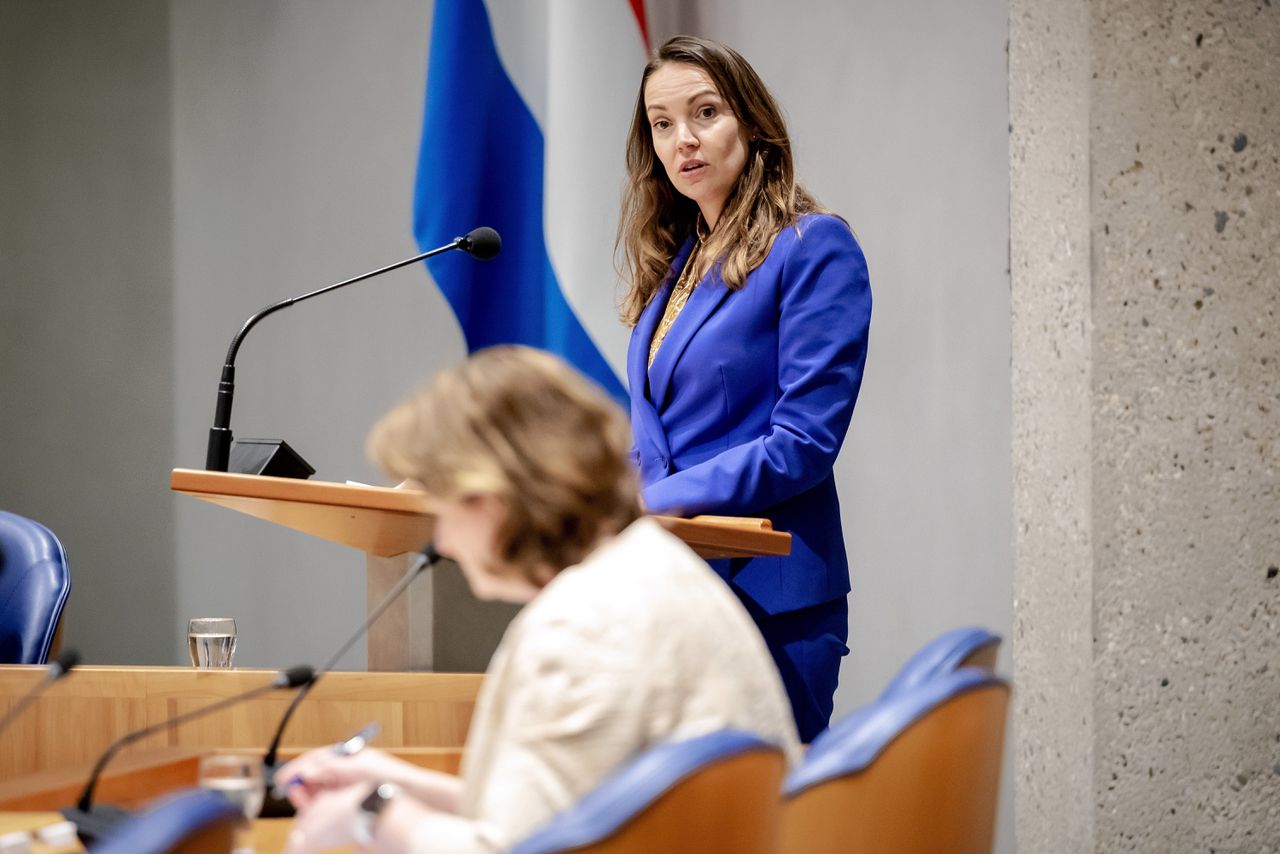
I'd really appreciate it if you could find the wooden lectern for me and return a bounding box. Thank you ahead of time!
[170,469,791,671]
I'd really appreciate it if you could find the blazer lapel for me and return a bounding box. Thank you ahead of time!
[646,262,732,410]
[627,242,692,471]
[631,237,694,401]
[629,288,671,405]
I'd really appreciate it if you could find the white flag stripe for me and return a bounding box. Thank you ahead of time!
[485,0,646,385]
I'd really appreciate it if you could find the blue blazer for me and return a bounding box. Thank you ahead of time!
[629,214,872,616]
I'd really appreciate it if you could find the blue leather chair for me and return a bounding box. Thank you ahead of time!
[782,668,1009,854]
[512,730,787,854]
[90,788,241,854]
[879,626,1001,699]
[0,511,72,664]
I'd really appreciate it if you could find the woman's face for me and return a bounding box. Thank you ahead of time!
[644,62,750,229]
[433,493,540,604]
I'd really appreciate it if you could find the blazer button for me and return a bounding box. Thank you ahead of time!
[654,457,667,468]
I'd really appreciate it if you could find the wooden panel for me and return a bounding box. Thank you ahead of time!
[0,666,481,778]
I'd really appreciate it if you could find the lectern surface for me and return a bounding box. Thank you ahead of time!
[170,468,792,559]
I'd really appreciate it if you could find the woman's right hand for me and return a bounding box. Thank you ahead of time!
[276,747,409,811]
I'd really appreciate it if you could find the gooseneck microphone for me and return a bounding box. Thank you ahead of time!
[205,227,502,472]
[261,544,441,777]
[62,665,314,843]
[0,649,79,738]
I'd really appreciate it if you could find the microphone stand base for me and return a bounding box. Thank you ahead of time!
[259,758,297,818]
[228,438,315,479]
[258,789,297,818]
[61,803,131,844]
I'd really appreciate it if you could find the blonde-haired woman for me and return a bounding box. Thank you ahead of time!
[621,36,873,742]
[279,345,798,854]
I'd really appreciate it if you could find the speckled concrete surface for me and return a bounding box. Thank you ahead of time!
[1013,0,1280,851]
[1090,1,1280,851]
[1010,0,1097,850]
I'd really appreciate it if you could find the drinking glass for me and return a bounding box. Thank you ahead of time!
[188,617,237,668]
[199,753,265,854]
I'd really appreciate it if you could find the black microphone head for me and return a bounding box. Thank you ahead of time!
[51,648,80,679]
[459,227,501,260]
[276,665,316,689]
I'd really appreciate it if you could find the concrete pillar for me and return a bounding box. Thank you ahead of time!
[1012,0,1279,850]
[1010,0,1097,848]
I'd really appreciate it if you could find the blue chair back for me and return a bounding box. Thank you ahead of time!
[90,788,241,854]
[781,668,1009,854]
[879,626,1000,699]
[788,668,1005,796]
[512,729,786,854]
[0,511,72,664]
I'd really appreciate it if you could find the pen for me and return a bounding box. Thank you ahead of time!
[272,721,381,798]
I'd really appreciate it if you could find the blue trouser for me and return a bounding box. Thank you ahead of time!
[737,594,850,743]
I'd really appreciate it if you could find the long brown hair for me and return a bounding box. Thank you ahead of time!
[368,346,642,580]
[618,36,823,325]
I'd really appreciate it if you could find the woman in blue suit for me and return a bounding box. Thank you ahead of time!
[619,36,872,742]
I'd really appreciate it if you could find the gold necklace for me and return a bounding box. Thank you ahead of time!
[648,239,703,368]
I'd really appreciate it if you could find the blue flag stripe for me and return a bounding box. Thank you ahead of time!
[413,0,628,404]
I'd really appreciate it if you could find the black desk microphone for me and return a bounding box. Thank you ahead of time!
[258,543,440,817]
[205,228,501,474]
[61,665,314,843]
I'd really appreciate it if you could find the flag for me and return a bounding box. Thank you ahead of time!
[413,0,651,403]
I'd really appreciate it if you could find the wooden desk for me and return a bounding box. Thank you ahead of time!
[0,748,453,853]
[0,815,355,854]
[0,813,310,854]
[0,819,355,850]
[0,666,481,778]
[0,747,460,813]
[0,812,81,853]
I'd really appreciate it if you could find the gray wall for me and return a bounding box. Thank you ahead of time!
[0,0,176,664]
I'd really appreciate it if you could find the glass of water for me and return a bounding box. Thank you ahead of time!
[188,617,237,668]
[198,753,264,853]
